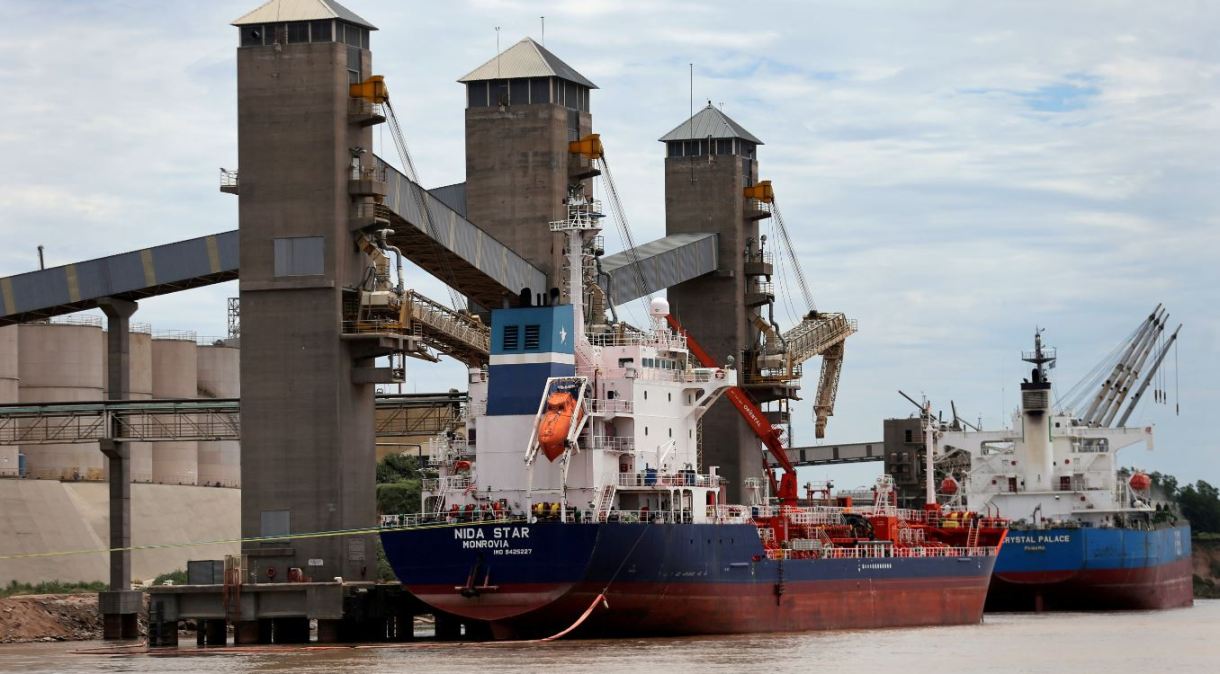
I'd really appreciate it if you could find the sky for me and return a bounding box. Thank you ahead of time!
[0,0,1216,488]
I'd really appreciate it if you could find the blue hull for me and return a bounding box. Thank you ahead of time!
[382,521,998,638]
[988,524,1193,611]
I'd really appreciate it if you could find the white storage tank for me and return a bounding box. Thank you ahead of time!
[151,333,198,485]
[196,340,240,487]
[0,325,19,477]
[102,324,155,483]
[18,318,105,480]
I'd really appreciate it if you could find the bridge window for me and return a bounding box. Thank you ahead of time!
[503,325,520,351]
[524,325,541,350]
[273,236,324,277]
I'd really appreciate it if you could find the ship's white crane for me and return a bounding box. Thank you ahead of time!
[1059,304,1181,427]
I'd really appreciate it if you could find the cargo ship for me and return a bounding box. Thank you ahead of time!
[380,189,1008,639]
[936,329,1192,611]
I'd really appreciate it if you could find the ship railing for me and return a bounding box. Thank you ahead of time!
[587,398,635,415]
[588,330,688,351]
[706,505,756,524]
[421,475,472,493]
[764,545,995,561]
[590,436,634,452]
[380,512,525,529]
[599,509,695,524]
[618,471,714,488]
[465,399,487,419]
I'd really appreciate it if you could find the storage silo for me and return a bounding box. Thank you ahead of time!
[196,341,240,487]
[18,318,105,480]
[102,324,155,483]
[0,326,19,477]
[151,333,198,485]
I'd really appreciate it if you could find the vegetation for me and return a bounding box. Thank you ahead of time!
[375,453,426,582]
[151,569,188,586]
[1142,470,1220,535]
[1,580,107,598]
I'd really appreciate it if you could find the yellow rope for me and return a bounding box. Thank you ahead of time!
[0,519,499,562]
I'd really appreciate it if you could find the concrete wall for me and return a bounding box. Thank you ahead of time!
[17,322,105,481]
[151,337,198,485]
[196,344,240,487]
[0,326,17,477]
[0,480,239,585]
[664,152,762,502]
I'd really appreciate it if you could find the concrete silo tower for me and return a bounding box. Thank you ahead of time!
[460,37,597,291]
[660,104,767,502]
[232,0,385,583]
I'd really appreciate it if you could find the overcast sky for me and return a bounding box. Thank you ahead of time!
[1,1,1216,487]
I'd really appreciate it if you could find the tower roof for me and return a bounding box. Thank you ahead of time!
[659,103,762,144]
[232,0,376,30]
[458,38,597,89]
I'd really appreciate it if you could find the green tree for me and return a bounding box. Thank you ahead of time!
[1178,481,1220,534]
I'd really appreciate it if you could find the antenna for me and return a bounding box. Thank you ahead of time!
[495,26,501,79]
[540,16,545,44]
[37,245,44,270]
[688,63,694,184]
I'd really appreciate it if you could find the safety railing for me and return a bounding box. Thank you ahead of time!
[764,545,994,561]
[588,330,688,351]
[350,165,388,182]
[587,398,634,416]
[421,475,472,493]
[219,168,239,193]
[380,512,524,529]
[618,471,715,488]
[407,291,490,356]
[48,315,103,328]
[598,508,696,524]
[589,435,634,452]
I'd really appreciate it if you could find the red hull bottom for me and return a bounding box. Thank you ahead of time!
[986,557,1194,612]
[413,577,992,640]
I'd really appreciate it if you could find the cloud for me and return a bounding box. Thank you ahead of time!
[0,0,1216,485]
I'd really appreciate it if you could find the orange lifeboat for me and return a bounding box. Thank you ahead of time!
[538,390,582,462]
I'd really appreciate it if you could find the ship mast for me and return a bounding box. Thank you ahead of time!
[1018,330,1056,492]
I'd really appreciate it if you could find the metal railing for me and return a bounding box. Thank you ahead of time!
[618,471,715,488]
[589,435,634,452]
[597,508,696,524]
[407,291,490,358]
[350,165,388,182]
[48,315,103,328]
[587,398,634,415]
[153,329,197,342]
[219,168,239,192]
[764,545,993,561]
[421,475,472,493]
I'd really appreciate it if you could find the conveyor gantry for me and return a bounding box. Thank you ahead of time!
[0,392,467,446]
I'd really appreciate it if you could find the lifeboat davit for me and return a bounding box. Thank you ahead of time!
[538,390,582,462]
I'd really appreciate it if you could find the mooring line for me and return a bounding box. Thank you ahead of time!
[0,519,516,561]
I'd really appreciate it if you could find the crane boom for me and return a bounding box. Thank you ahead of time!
[1116,323,1182,427]
[666,313,798,505]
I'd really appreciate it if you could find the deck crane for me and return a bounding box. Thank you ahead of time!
[666,312,800,506]
[1056,304,1182,427]
[749,182,857,438]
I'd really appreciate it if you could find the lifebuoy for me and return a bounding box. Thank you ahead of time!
[714,369,726,380]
